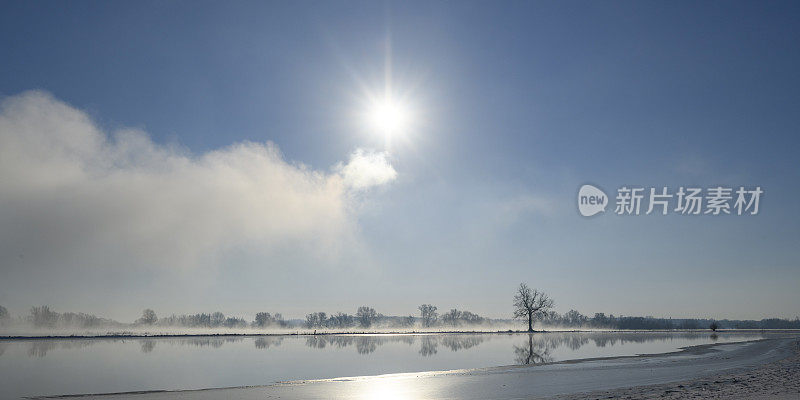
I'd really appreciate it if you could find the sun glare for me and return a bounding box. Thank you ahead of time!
[366,97,411,136]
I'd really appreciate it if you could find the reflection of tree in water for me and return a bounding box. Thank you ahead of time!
[140,339,156,353]
[254,337,283,349]
[588,332,726,348]
[418,336,438,356]
[301,334,489,356]
[440,335,484,351]
[27,339,97,357]
[513,334,553,365]
[563,335,588,350]
[324,336,355,348]
[356,337,378,354]
[305,336,327,349]
[303,335,416,355]
[177,337,242,348]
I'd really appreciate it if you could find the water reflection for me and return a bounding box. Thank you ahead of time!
[303,334,488,356]
[140,339,156,353]
[418,336,437,356]
[513,334,553,365]
[176,337,242,348]
[307,335,418,355]
[254,337,283,349]
[27,339,96,357]
[0,331,767,360]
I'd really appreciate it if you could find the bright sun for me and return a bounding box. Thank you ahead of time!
[366,97,411,136]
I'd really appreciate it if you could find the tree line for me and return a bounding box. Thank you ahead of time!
[2,284,799,331]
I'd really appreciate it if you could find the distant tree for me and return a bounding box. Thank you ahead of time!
[563,310,588,327]
[211,312,225,327]
[254,312,272,327]
[401,315,415,328]
[678,319,699,329]
[30,306,59,328]
[709,321,719,331]
[442,309,462,327]
[305,312,327,328]
[356,306,378,328]
[513,283,554,332]
[419,304,438,327]
[460,311,484,325]
[273,313,287,327]
[591,312,609,327]
[137,309,158,325]
[223,317,247,328]
[329,312,356,329]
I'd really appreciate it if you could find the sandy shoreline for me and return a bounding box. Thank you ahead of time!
[33,336,799,400]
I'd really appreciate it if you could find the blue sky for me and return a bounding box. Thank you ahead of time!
[0,1,798,320]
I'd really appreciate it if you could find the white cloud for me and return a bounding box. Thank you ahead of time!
[335,148,397,191]
[0,90,396,277]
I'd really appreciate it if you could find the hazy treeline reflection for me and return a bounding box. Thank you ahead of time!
[0,331,760,359]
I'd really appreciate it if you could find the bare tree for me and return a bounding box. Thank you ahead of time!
[513,283,554,332]
[418,304,438,327]
[356,306,378,328]
[137,309,157,325]
[30,305,59,328]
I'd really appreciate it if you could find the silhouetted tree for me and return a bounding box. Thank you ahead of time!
[419,304,438,327]
[513,283,554,332]
[137,309,157,325]
[709,321,719,331]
